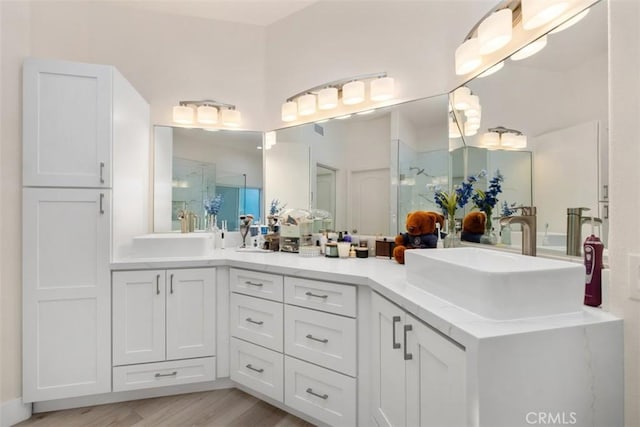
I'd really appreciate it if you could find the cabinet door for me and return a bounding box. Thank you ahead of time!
[23,188,111,402]
[166,268,216,360]
[406,314,466,427]
[23,58,112,188]
[112,270,166,366]
[371,293,407,427]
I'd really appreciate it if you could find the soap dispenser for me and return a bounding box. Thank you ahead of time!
[584,218,603,307]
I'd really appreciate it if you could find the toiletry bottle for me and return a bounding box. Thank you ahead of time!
[220,221,226,250]
[584,220,603,307]
[436,223,443,249]
[320,232,328,255]
[343,232,352,243]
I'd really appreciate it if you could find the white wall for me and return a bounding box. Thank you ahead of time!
[609,1,640,425]
[264,0,494,130]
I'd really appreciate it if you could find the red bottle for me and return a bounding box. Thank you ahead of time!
[584,234,604,307]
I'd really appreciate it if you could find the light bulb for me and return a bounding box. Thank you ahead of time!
[318,87,338,110]
[455,38,481,75]
[342,81,365,105]
[511,35,547,61]
[370,77,395,101]
[281,101,298,122]
[298,94,317,116]
[196,105,218,124]
[173,105,194,124]
[478,8,513,55]
[522,0,569,30]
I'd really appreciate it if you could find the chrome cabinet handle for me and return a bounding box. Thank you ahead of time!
[245,281,264,287]
[100,162,105,184]
[603,184,608,200]
[392,316,401,349]
[306,334,328,343]
[99,193,105,214]
[170,274,174,294]
[604,204,609,220]
[306,388,328,400]
[305,291,328,299]
[246,364,264,373]
[246,318,264,325]
[156,274,160,295]
[155,371,177,378]
[403,324,413,360]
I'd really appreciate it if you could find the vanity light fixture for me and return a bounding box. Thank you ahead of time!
[454,0,587,76]
[172,100,241,127]
[280,72,394,122]
[522,0,569,30]
[480,126,527,150]
[477,61,504,78]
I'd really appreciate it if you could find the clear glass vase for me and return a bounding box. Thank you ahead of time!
[443,214,458,248]
[480,209,498,245]
[207,214,218,232]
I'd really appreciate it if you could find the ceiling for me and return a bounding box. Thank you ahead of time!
[111,0,318,26]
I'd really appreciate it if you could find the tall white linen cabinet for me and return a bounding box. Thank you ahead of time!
[22,58,150,402]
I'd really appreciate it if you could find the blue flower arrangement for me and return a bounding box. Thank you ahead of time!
[501,200,517,217]
[204,194,224,216]
[432,170,487,217]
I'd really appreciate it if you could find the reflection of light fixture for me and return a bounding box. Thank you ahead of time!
[480,126,527,150]
[453,86,472,110]
[478,61,504,78]
[281,72,394,122]
[510,35,548,61]
[449,116,462,138]
[550,8,589,34]
[478,8,513,54]
[522,0,569,30]
[172,100,241,127]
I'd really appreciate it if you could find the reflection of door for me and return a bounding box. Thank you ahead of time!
[316,165,336,221]
[350,169,389,235]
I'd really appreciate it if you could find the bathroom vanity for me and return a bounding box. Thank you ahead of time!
[23,247,620,427]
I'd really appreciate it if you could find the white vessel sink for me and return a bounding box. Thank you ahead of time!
[131,233,214,258]
[405,248,584,320]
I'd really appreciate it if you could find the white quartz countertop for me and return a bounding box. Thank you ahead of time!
[111,249,620,346]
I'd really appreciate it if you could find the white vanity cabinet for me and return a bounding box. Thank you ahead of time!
[22,58,149,403]
[371,292,466,427]
[112,268,216,392]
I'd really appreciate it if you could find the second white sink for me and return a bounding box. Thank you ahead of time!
[405,247,585,320]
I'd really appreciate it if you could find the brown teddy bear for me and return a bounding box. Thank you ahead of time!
[393,211,444,264]
[461,211,486,243]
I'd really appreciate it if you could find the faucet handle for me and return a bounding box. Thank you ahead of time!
[515,206,537,216]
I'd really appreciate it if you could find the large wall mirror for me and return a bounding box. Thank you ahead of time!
[450,0,607,256]
[265,94,449,236]
[153,126,263,232]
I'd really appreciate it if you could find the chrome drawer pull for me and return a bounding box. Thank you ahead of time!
[155,371,177,378]
[392,316,401,349]
[306,334,328,343]
[246,364,264,373]
[305,291,328,299]
[306,388,328,400]
[100,162,105,184]
[245,281,264,287]
[246,317,264,325]
[156,274,160,295]
[170,274,174,294]
[99,193,105,214]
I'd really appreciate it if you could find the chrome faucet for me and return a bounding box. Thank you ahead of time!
[500,206,537,256]
[566,207,602,256]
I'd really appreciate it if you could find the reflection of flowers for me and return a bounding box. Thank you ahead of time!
[501,200,517,217]
[204,194,224,215]
[472,170,504,213]
[269,199,286,216]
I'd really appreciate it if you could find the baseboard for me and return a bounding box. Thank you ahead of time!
[1,398,32,427]
[33,378,234,413]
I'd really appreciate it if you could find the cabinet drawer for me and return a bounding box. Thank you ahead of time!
[230,338,283,403]
[284,305,356,376]
[112,357,215,392]
[230,269,283,302]
[230,293,283,352]
[284,356,356,427]
[284,277,356,317]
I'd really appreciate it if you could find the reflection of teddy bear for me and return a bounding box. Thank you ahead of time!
[393,211,443,264]
[461,211,486,243]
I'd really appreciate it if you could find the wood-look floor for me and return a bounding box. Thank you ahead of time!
[16,388,316,427]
